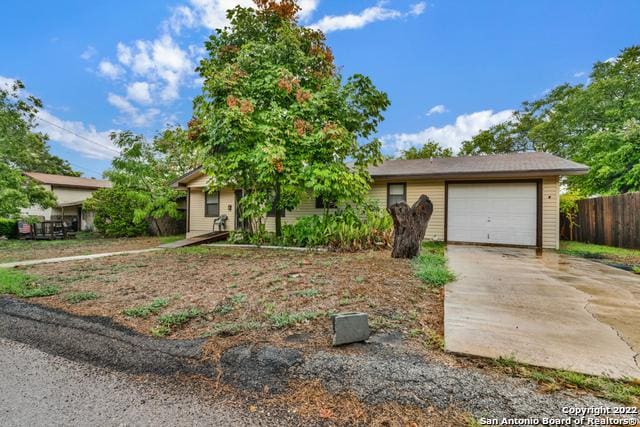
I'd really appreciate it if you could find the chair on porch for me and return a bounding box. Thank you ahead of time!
[213,214,228,232]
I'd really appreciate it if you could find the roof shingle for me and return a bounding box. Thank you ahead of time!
[24,172,112,189]
[368,152,588,178]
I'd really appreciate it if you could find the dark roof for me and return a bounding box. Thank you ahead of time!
[24,172,112,189]
[369,152,588,179]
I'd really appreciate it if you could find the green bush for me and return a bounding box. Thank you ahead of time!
[0,218,18,239]
[280,205,392,251]
[412,242,455,288]
[84,188,148,237]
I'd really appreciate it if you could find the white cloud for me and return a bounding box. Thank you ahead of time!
[36,111,119,160]
[116,42,132,66]
[80,45,97,61]
[410,2,427,16]
[573,71,586,78]
[98,60,124,80]
[426,104,447,116]
[383,109,514,155]
[311,5,401,33]
[310,2,424,33]
[107,93,160,127]
[1,75,118,160]
[126,81,152,104]
[297,0,320,21]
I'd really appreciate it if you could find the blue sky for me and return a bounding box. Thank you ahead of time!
[1,1,639,178]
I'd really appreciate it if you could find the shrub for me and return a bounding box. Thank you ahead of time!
[0,218,18,239]
[84,188,148,237]
[280,205,393,251]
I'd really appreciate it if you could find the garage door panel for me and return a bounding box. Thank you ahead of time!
[447,182,537,246]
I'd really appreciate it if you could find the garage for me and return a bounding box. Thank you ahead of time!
[446,181,539,247]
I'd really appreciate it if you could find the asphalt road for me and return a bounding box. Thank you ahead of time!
[0,338,277,427]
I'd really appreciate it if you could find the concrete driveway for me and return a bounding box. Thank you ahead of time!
[445,245,640,379]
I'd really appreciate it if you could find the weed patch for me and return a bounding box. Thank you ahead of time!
[64,291,100,304]
[412,242,455,288]
[209,321,262,337]
[153,308,202,336]
[122,298,169,318]
[293,288,320,298]
[268,310,325,328]
[0,269,59,298]
[493,356,640,405]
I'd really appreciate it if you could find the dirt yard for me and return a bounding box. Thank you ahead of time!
[0,234,181,263]
[20,245,443,356]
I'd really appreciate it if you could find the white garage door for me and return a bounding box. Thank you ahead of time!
[447,182,537,246]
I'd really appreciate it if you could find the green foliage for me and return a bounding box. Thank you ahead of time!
[559,241,640,266]
[122,298,170,318]
[0,218,18,238]
[398,140,453,159]
[280,204,393,250]
[103,130,198,236]
[63,291,100,304]
[210,321,262,337]
[0,268,59,297]
[268,310,324,328]
[293,288,320,298]
[412,241,455,288]
[459,45,640,195]
[0,80,77,218]
[153,308,202,335]
[191,2,389,236]
[84,188,148,237]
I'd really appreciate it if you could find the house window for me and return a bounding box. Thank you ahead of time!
[205,191,220,217]
[387,183,406,206]
[315,196,337,209]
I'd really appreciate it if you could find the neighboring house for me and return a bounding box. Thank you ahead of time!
[172,152,588,249]
[21,172,112,231]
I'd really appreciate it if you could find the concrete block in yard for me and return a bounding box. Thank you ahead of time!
[332,312,369,346]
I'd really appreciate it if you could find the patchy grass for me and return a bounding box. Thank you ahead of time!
[412,242,455,288]
[122,298,170,318]
[63,291,100,304]
[209,321,262,337]
[559,241,640,269]
[0,269,59,297]
[19,246,444,357]
[268,310,326,329]
[153,308,202,336]
[0,235,182,263]
[493,356,640,405]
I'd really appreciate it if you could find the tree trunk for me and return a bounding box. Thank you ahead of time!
[274,178,282,237]
[387,194,434,258]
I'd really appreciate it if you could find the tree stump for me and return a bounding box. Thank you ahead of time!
[387,194,434,258]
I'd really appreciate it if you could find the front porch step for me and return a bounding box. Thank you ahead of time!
[159,231,229,248]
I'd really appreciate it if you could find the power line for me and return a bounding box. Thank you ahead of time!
[36,116,121,155]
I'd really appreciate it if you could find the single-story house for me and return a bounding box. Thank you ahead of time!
[172,152,588,249]
[21,172,112,231]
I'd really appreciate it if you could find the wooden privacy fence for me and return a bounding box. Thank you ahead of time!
[560,192,640,249]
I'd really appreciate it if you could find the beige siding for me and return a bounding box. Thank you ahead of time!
[52,187,96,204]
[368,180,445,241]
[264,196,336,232]
[542,176,560,249]
[186,173,210,188]
[187,188,236,238]
[184,175,561,248]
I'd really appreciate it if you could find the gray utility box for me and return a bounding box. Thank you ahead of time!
[331,312,369,346]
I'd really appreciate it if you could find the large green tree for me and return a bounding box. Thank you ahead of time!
[398,140,453,159]
[95,128,200,235]
[0,80,77,218]
[459,46,640,195]
[190,0,390,236]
